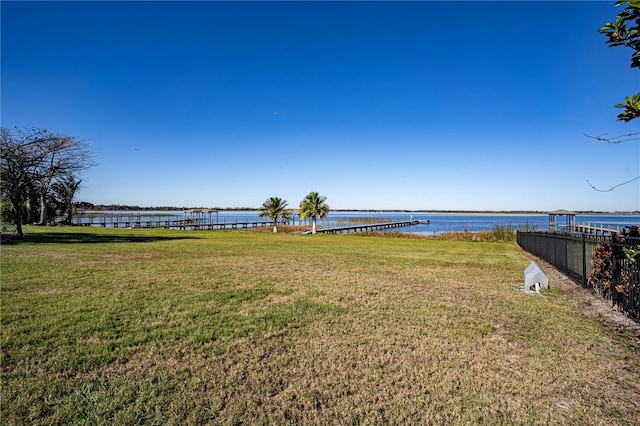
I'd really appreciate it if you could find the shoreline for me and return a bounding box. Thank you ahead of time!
[76,205,640,216]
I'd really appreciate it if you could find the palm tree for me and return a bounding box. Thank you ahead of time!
[299,191,330,234]
[52,174,81,224]
[259,196,288,233]
[281,208,293,225]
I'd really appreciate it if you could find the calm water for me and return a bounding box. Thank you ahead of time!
[81,210,640,234]
[318,212,639,235]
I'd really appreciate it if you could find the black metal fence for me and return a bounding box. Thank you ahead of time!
[517,231,640,320]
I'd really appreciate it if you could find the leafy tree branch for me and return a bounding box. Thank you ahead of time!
[600,0,640,122]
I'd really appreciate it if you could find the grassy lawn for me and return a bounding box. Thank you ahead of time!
[2,226,639,424]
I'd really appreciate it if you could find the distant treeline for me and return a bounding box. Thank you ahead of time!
[76,203,251,212]
[75,203,639,215]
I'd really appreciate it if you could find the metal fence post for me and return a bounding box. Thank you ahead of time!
[581,233,587,287]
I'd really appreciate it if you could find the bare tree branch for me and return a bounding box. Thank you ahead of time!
[583,132,640,144]
[586,176,640,192]
[1,127,96,236]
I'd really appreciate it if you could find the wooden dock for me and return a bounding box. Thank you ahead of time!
[573,223,626,236]
[70,213,430,234]
[305,220,422,235]
[71,213,274,230]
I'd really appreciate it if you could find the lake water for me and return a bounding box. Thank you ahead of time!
[80,210,640,235]
[316,212,639,235]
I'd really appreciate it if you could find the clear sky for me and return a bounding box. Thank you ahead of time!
[2,1,639,211]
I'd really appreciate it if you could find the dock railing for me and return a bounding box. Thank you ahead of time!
[307,220,420,234]
[70,212,274,230]
[573,222,625,236]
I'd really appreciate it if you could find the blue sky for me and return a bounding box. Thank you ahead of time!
[2,1,639,211]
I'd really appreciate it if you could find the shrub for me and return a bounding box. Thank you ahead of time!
[589,243,614,296]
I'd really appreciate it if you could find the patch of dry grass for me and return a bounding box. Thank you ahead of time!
[1,226,639,424]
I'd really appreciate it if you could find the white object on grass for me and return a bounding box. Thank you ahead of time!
[524,261,549,292]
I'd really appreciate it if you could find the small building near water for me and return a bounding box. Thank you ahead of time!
[548,209,576,232]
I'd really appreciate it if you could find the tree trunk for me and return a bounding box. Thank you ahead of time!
[312,217,317,234]
[11,198,24,238]
[38,191,47,225]
[67,204,74,224]
[25,197,35,224]
[15,215,23,238]
[38,155,56,225]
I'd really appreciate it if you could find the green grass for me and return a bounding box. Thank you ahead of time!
[2,226,639,424]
